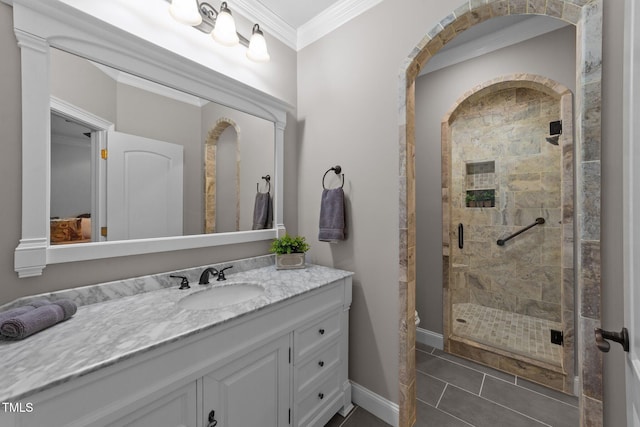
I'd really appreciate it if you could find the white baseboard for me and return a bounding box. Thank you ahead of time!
[416,327,444,350]
[350,381,399,427]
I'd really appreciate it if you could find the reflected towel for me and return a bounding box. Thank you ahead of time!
[0,299,52,324]
[0,299,77,339]
[318,188,346,242]
[252,192,273,230]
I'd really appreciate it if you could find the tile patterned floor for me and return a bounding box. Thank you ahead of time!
[452,303,563,366]
[325,343,579,427]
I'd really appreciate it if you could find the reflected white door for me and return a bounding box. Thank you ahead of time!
[107,131,183,241]
[625,0,640,424]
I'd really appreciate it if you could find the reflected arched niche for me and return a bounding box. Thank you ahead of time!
[204,118,240,233]
[398,2,602,427]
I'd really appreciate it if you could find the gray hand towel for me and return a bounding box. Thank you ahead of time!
[0,299,77,340]
[318,188,346,242]
[0,298,53,324]
[252,192,273,230]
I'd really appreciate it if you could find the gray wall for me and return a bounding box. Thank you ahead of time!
[50,48,117,124]
[297,1,626,425]
[414,25,576,334]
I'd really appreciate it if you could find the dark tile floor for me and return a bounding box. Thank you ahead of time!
[325,342,579,427]
[325,405,392,427]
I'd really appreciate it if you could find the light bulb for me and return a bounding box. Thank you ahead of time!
[212,2,239,47]
[169,0,202,26]
[247,24,270,62]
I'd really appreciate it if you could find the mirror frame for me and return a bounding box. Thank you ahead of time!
[9,0,290,278]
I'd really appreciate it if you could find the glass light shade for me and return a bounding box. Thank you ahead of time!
[169,0,203,26]
[247,25,270,62]
[212,5,239,47]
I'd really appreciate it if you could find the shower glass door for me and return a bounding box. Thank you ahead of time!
[447,85,568,371]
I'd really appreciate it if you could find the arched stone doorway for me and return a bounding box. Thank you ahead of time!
[204,118,240,233]
[398,2,602,426]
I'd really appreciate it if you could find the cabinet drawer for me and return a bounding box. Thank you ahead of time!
[296,339,341,394]
[294,310,341,361]
[296,369,341,427]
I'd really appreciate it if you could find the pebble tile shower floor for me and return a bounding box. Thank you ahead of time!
[324,343,578,427]
[452,302,563,366]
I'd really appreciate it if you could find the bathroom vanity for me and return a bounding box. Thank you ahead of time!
[0,258,353,427]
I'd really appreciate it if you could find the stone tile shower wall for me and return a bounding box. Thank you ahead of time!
[449,87,563,327]
[441,76,575,395]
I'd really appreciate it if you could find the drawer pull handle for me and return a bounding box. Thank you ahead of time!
[318,360,325,367]
[318,392,324,400]
[319,328,325,335]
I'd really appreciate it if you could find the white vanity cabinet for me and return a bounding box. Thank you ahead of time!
[201,334,290,427]
[1,276,352,427]
[107,382,198,427]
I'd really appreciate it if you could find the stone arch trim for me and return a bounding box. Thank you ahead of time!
[443,73,572,123]
[204,118,241,233]
[398,2,602,427]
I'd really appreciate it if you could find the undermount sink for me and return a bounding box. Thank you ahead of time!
[177,282,265,311]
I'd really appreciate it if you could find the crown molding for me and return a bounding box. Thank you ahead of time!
[297,0,383,50]
[231,0,382,51]
[230,0,298,50]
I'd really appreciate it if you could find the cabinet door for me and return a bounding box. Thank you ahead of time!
[107,381,197,427]
[202,335,290,427]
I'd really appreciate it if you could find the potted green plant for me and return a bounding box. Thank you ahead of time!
[270,234,310,269]
[465,192,476,208]
[479,190,495,207]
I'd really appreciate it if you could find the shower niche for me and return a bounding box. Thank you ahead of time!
[465,161,495,208]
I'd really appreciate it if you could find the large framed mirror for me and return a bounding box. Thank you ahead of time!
[10,0,290,277]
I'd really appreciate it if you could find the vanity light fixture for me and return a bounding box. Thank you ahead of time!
[169,0,203,26]
[211,2,239,46]
[246,24,270,62]
[168,0,270,62]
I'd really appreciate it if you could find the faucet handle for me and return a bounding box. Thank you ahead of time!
[217,265,233,281]
[170,275,190,289]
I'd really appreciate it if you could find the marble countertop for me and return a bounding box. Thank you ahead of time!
[0,263,352,402]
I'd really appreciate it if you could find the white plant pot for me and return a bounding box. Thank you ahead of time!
[275,253,306,270]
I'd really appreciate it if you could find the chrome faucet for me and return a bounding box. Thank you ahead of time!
[198,267,219,285]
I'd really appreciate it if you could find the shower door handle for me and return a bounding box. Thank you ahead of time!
[458,223,463,249]
[594,327,629,352]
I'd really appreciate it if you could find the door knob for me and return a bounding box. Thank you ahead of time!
[594,327,629,352]
[207,410,218,427]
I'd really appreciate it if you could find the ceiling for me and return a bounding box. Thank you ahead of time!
[231,0,383,49]
[254,0,344,29]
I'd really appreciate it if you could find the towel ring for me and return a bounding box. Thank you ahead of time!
[322,166,344,189]
[257,175,271,193]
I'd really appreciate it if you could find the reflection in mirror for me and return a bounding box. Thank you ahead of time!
[49,48,275,244]
[50,113,93,244]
